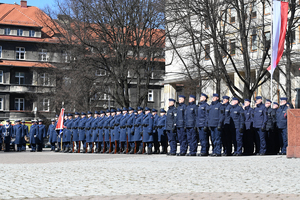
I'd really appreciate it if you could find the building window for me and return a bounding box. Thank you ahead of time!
[264,31,271,49]
[42,98,50,111]
[15,72,25,85]
[29,30,35,37]
[16,47,25,60]
[230,8,236,23]
[4,28,10,35]
[17,29,23,36]
[148,90,154,102]
[15,98,24,111]
[230,40,236,55]
[0,70,3,83]
[39,49,49,61]
[95,69,106,76]
[205,44,210,60]
[0,98,3,110]
[0,46,2,58]
[40,73,49,86]
[251,34,257,51]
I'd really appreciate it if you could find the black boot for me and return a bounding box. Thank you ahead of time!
[81,148,86,153]
[147,148,152,155]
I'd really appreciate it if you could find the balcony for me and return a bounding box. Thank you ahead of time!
[9,84,55,93]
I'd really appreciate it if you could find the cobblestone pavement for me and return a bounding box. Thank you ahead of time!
[1,150,300,199]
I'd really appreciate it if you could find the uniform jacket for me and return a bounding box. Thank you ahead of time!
[85,117,94,143]
[276,104,288,129]
[133,113,144,141]
[79,117,87,141]
[253,103,268,129]
[13,124,23,145]
[157,115,166,142]
[196,101,209,128]
[104,116,113,142]
[207,100,224,128]
[71,117,80,142]
[228,104,245,129]
[120,113,129,142]
[166,106,177,131]
[185,102,198,128]
[244,105,253,130]
[47,124,57,143]
[63,119,73,142]
[37,124,46,143]
[126,113,136,142]
[142,112,154,142]
[176,103,186,128]
[266,106,276,131]
[29,124,39,144]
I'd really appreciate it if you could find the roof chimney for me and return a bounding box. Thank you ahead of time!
[20,0,27,8]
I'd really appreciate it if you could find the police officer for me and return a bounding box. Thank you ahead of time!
[166,99,177,156]
[114,108,122,153]
[185,95,198,156]
[104,110,113,153]
[157,108,167,154]
[196,93,209,156]
[126,107,135,154]
[142,107,154,154]
[109,109,116,153]
[37,119,46,152]
[272,102,280,154]
[253,96,268,155]
[63,114,73,153]
[151,109,160,154]
[97,111,105,153]
[79,112,87,153]
[134,107,144,154]
[91,111,100,153]
[176,95,187,156]
[13,120,23,152]
[120,107,129,153]
[221,96,231,156]
[29,120,39,152]
[55,116,63,152]
[228,97,245,156]
[276,97,289,155]
[206,94,224,156]
[21,120,28,151]
[72,112,80,153]
[85,111,94,153]
[243,99,254,155]
[47,119,57,151]
[265,99,277,155]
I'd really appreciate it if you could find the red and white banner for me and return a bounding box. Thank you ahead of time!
[55,108,65,130]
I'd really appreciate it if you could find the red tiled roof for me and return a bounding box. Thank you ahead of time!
[0,35,60,43]
[0,60,56,68]
[0,3,62,38]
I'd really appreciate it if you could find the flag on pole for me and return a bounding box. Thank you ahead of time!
[267,1,289,74]
[55,108,65,131]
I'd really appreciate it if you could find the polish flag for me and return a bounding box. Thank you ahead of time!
[267,1,289,74]
[55,108,65,130]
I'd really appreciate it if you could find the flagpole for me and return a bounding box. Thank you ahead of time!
[270,0,273,105]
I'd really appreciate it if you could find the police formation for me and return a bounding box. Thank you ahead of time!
[1,94,290,156]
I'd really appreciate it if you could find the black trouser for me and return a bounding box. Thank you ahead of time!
[222,124,232,155]
[36,143,43,151]
[243,128,254,155]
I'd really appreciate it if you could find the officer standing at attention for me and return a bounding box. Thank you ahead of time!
[91,111,100,153]
[265,99,276,155]
[196,93,209,156]
[104,110,113,153]
[176,95,187,156]
[109,109,116,153]
[97,111,105,153]
[63,114,73,153]
[29,120,39,152]
[120,108,129,153]
[276,97,289,155]
[47,119,57,151]
[206,94,224,156]
[85,111,94,153]
[142,107,154,154]
[166,98,177,156]
[21,120,28,151]
[228,97,245,156]
[221,96,231,156]
[134,107,144,154]
[78,112,87,153]
[13,120,23,152]
[126,107,136,154]
[72,112,80,153]
[185,95,198,156]
[157,109,167,154]
[243,99,254,155]
[253,96,268,155]
[37,119,46,152]
[114,108,122,153]
[151,108,160,154]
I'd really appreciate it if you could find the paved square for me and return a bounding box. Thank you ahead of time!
[0,150,300,199]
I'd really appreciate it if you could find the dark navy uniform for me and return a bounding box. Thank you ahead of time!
[157,109,167,153]
[104,111,113,153]
[276,98,288,155]
[185,95,198,156]
[152,109,160,153]
[63,114,73,153]
[96,111,105,153]
[85,111,94,153]
[78,113,87,152]
[13,120,23,152]
[113,109,122,153]
[176,96,187,155]
[120,108,129,153]
[196,96,209,156]
[37,120,46,152]
[21,121,28,151]
[29,121,39,152]
[166,99,177,155]
[142,107,154,154]
[133,107,144,154]
[72,112,80,153]
[243,101,254,155]
[253,97,268,155]
[126,107,136,154]
[91,111,100,153]
[220,96,231,156]
[265,103,277,155]
[109,110,116,153]
[206,95,224,156]
[47,119,57,151]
